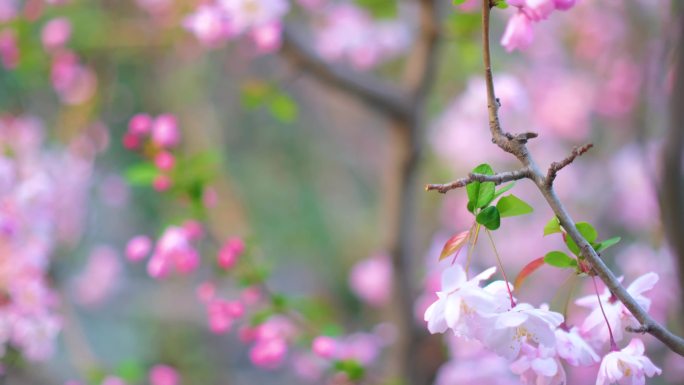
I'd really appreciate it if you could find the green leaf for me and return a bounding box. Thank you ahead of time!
[543,217,561,236]
[268,93,298,123]
[124,163,158,186]
[565,222,598,255]
[496,194,533,218]
[495,0,508,8]
[466,164,495,211]
[595,236,621,252]
[544,251,577,268]
[452,0,466,4]
[493,182,515,199]
[354,0,398,18]
[116,360,145,383]
[476,206,500,230]
[334,360,366,381]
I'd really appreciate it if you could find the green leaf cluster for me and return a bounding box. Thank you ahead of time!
[466,164,533,230]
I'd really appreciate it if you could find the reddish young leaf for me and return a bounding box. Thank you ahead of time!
[439,230,470,261]
[514,257,545,288]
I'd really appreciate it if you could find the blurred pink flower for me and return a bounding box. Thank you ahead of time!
[151,114,180,148]
[149,364,179,385]
[348,254,392,307]
[128,113,153,135]
[72,246,122,306]
[146,226,200,278]
[217,237,245,270]
[41,18,71,51]
[311,335,337,359]
[126,235,152,262]
[0,29,18,69]
[154,152,175,171]
[249,337,287,369]
[501,12,534,52]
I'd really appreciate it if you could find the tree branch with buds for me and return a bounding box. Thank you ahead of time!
[425,0,684,356]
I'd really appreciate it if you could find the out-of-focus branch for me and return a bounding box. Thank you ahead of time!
[280,26,412,119]
[426,0,684,356]
[425,168,531,193]
[661,12,684,319]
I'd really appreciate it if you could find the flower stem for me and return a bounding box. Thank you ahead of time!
[485,229,515,308]
[464,222,480,278]
[592,275,618,351]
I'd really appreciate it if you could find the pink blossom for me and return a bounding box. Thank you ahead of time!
[596,339,661,385]
[553,0,576,11]
[151,114,180,148]
[154,152,175,171]
[501,12,534,52]
[72,246,122,306]
[219,0,289,34]
[249,338,287,369]
[146,226,200,278]
[41,18,71,51]
[510,344,566,385]
[251,21,282,53]
[482,303,564,360]
[149,364,179,385]
[0,0,17,22]
[217,237,245,269]
[0,29,18,69]
[181,220,203,240]
[128,113,153,135]
[50,51,97,105]
[311,336,337,359]
[152,175,172,192]
[122,132,142,150]
[554,327,599,366]
[348,254,392,307]
[576,272,658,343]
[182,5,232,47]
[126,235,152,262]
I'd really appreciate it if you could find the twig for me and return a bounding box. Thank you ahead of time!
[425,168,531,193]
[545,143,594,187]
[428,0,684,356]
[280,25,412,119]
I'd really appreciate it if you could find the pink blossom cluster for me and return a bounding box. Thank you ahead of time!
[125,222,203,279]
[182,0,289,52]
[41,18,98,105]
[195,281,246,334]
[123,113,181,192]
[0,115,95,361]
[313,4,410,69]
[424,263,662,385]
[347,254,392,307]
[501,0,577,52]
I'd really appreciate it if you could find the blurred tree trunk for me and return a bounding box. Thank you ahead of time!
[661,10,684,313]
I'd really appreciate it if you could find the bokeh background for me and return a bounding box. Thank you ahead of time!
[0,0,683,384]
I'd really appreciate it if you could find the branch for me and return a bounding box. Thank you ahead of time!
[475,0,684,355]
[279,25,412,119]
[545,143,594,187]
[425,168,531,193]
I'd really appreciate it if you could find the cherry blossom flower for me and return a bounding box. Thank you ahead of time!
[575,272,658,343]
[554,327,600,366]
[482,303,563,360]
[126,235,152,262]
[311,335,337,358]
[423,264,500,335]
[41,18,71,51]
[596,339,661,385]
[501,12,534,52]
[147,226,200,278]
[510,344,566,385]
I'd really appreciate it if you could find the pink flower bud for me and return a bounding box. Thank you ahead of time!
[122,132,141,150]
[249,338,287,369]
[152,175,172,192]
[312,336,337,359]
[208,301,232,334]
[128,113,153,135]
[151,114,180,148]
[154,151,175,171]
[223,300,244,318]
[41,18,71,51]
[125,235,152,262]
[217,237,245,270]
[149,365,179,385]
